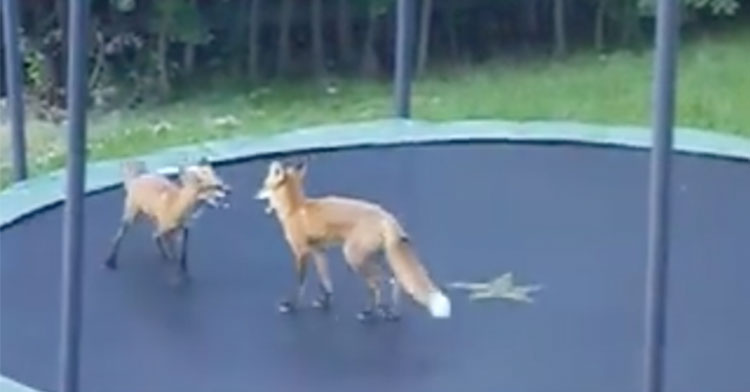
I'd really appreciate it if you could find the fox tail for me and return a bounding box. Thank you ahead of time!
[380,217,451,318]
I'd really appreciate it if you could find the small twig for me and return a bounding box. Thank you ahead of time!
[448,272,543,304]
[88,27,106,91]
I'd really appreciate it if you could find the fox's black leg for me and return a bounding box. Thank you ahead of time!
[165,227,191,287]
[356,289,379,322]
[356,263,383,323]
[104,221,131,270]
[310,251,333,310]
[293,256,309,304]
[153,234,170,260]
[311,283,332,310]
[156,230,187,287]
[357,305,377,322]
[343,240,382,322]
[279,253,308,314]
[180,227,190,276]
[380,276,402,322]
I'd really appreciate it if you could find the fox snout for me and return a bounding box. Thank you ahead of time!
[255,187,271,201]
[202,183,232,209]
[217,185,232,208]
[254,187,276,215]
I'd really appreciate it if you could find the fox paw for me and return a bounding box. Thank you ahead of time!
[357,309,378,323]
[103,257,117,270]
[377,306,401,322]
[311,294,331,311]
[278,300,297,314]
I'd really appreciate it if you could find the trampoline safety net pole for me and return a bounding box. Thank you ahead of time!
[393,0,415,118]
[59,0,90,391]
[2,0,28,181]
[644,0,680,390]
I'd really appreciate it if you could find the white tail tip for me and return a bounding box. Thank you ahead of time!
[428,292,451,319]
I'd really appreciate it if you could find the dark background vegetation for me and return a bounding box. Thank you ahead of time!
[2,0,747,121]
[0,0,747,188]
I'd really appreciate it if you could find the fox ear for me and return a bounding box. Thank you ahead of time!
[295,162,307,178]
[292,156,310,177]
[177,165,188,181]
[268,160,283,177]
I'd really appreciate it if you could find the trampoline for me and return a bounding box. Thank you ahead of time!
[1,120,749,392]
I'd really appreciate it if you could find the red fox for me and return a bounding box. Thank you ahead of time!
[104,157,231,285]
[255,159,451,321]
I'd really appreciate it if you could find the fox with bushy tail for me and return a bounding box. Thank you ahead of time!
[379,216,451,318]
[255,159,451,321]
[104,157,231,285]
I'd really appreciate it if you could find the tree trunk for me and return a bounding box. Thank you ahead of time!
[88,28,107,91]
[55,0,68,45]
[442,0,459,59]
[40,49,59,109]
[277,0,294,76]
[182,0,197,77]
[619,0,643,49]
[361,4,380,78]
[311,0,326,81]
[336,0,354,70]
[416,0,433,76]
[594,0,607,52]
[383,6,394,59]
[157,31,171,98]
[54,0,68,106]
[249,0,262,81]
[523,0,539,46]
[553,0,567,57]
[183,45,196,75]
[29,2,61,109]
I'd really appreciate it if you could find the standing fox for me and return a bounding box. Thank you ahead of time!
[255,159,451,320]
[104,157,231,285]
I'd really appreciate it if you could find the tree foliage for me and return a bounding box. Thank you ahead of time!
[9,0,746,117]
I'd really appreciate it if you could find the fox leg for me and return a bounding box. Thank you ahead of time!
[279,249,309,314]
[157,228,188,287]
[343,239,387,321]
[104,221,131,270]
[153,228,177,261]
[386,275,402,321]
[179,226,190,276]
[169,226,191,285]
[310,250,333,310]
[365,262,400,322]
[153,234,170,260]
[356,262,385,322]
[104,204,137,270]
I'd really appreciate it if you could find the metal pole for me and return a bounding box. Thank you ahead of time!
[643,0,680,390]
[2,0,28,181]
[393,0,415,118]
[59,0,90,391]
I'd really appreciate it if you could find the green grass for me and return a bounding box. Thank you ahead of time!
[1,25,749,189]
[414,27,750,132]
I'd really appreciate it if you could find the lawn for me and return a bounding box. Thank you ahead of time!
[1,25,748,189]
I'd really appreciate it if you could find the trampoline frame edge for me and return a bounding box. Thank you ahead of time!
[1,118,749,232]
[0,376,47,392]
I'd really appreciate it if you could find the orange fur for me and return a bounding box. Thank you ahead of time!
[105,158,231,285]
[256,160,450,320]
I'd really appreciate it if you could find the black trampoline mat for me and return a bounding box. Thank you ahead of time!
[2,142,749,392]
